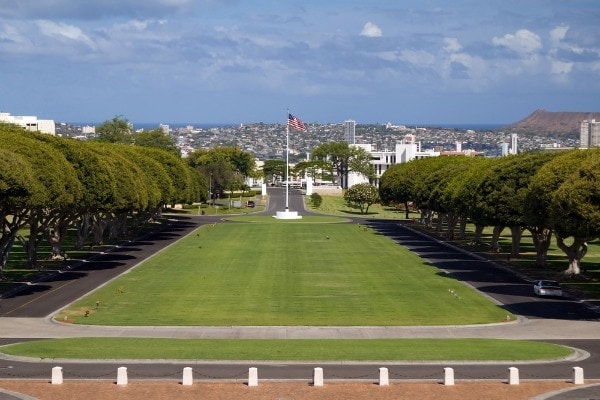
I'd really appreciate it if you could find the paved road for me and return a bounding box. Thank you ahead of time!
[1,186,600,398]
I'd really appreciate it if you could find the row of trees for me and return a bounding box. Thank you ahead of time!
[378,150,600,276]
[0,123,206,276]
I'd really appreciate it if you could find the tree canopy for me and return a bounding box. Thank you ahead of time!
[378,150,600,276]
[0,123,206,276]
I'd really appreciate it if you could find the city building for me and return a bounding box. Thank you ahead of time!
[511,133,518,154]
[344,120,356,144]
[580,119,600,148]
[348,134,441,187]
[0,112,56,135]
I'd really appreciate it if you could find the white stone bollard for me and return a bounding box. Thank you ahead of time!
[508,367,519,385]
[443,367,454,386]
[573,366,584,385]
[51,366,63,385]
[379,367,389,386]
[182,367,193,386]
[313,367,324,387]
[248,367,258,387]
[117,366,128,386]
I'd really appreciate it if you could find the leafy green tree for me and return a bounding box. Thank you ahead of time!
[262,159,287,185]
[344,183,379,214]
[444,157,492,240]
[187,146,254,198]
[311,142,373,188]
[0,129,81,268]
[379,163,416,219]
[293,160,329,184]
[548,149,600,276]
[419,157,479,237]
[95,115,133,144]
[523,150,590,267]
[133,129,179,156]
[472,152,558,255]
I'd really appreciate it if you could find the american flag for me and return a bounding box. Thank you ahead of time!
[288,113,307,132]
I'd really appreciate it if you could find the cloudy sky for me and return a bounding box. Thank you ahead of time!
[1,0,599,125]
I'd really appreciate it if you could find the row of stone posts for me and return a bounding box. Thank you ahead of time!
[50,365,586,386]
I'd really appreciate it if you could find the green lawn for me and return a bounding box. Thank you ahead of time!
[56,218,511,326]
[0,338,572,361]
[310,195,600,297]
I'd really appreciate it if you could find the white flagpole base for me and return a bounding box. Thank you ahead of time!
[273,210,302,219]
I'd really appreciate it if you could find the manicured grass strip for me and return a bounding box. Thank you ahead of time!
[58,221,511,326]
[0,338,571,361]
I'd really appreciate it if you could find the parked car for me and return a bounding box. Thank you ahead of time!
[533,280,563,297]
[246,200,255,208]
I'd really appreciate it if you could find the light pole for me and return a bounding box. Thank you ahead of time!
[209,173,213,206]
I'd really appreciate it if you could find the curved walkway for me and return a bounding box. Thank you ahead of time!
[0,315,599,340]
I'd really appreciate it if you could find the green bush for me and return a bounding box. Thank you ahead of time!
[309,192,323,208]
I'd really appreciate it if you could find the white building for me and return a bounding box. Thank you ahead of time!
[0,112,56,135]
[348,134,440,187]
[510,133,518,154]
[580,119,600,148]
[344,120,356,144]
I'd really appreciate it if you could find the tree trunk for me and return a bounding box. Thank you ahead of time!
[92,215,109,245]
[508,226,523,258]
[490,226,505,253]
[75,213,91,250]
[49,218,70,259]
[472,224,485,245]
[458,215,467,240]
[435,212,444,233]
[446,212,458,240]
[556,235,587,276]
[404,201,410,219]
[528,226,553,268]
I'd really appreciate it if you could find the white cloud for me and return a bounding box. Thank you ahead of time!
[360,22,382,38]
[443,37,462,53]
[36,20,96,49]
[400,50,435,66]
[551,60,573,75]
[550,25,569,44]
[492,28,542,54]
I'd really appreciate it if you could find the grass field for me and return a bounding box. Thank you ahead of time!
[0,338,572,361]
[56,218,511,326]
[310,195,600,297]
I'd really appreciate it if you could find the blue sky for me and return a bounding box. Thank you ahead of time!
[1,0,599,125]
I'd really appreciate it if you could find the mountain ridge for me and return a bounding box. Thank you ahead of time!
[504,109,600,136]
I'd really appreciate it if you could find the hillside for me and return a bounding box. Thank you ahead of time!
[504,109,600,136]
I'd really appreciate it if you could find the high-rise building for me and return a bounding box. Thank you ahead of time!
[511,133,518,154]
[580,119,600,148]
[344,120,356,144]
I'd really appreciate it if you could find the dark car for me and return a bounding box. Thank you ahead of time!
[533,280,563,297]
[246,200,255,208]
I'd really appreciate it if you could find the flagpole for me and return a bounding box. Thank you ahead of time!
[285,109,290,210]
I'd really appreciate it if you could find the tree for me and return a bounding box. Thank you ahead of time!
[94,116,133,144]
[379,163,417,219]
[470,152,558,256]
[344,183,379,214]
[548,149,600,276]
[187,146,254,198]
[262,160,287,185]
[133,129,180,156]
[311,142,373,188]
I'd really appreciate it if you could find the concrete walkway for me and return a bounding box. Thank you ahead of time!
[0,315,599,340]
